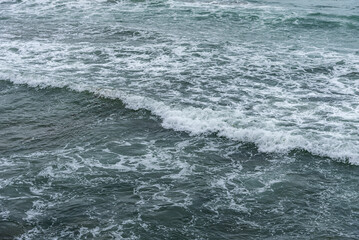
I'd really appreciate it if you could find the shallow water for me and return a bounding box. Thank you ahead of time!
[0,0,359,239]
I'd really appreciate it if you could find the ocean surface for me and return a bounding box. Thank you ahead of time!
[1,0,359,239]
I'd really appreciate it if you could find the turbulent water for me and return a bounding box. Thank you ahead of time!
[1,0,359,239]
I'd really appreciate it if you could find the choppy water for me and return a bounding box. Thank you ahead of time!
[1,0,359,239]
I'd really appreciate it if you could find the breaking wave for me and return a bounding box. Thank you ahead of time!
[2,75,359,165]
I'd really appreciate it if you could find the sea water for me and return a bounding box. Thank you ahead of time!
[0,0,359,239]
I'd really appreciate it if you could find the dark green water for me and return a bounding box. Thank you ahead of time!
[1,0,359,239]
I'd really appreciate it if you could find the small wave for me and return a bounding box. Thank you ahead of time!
[1,74,359,165]
[307,12,359,23]
[275,17,342,29]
